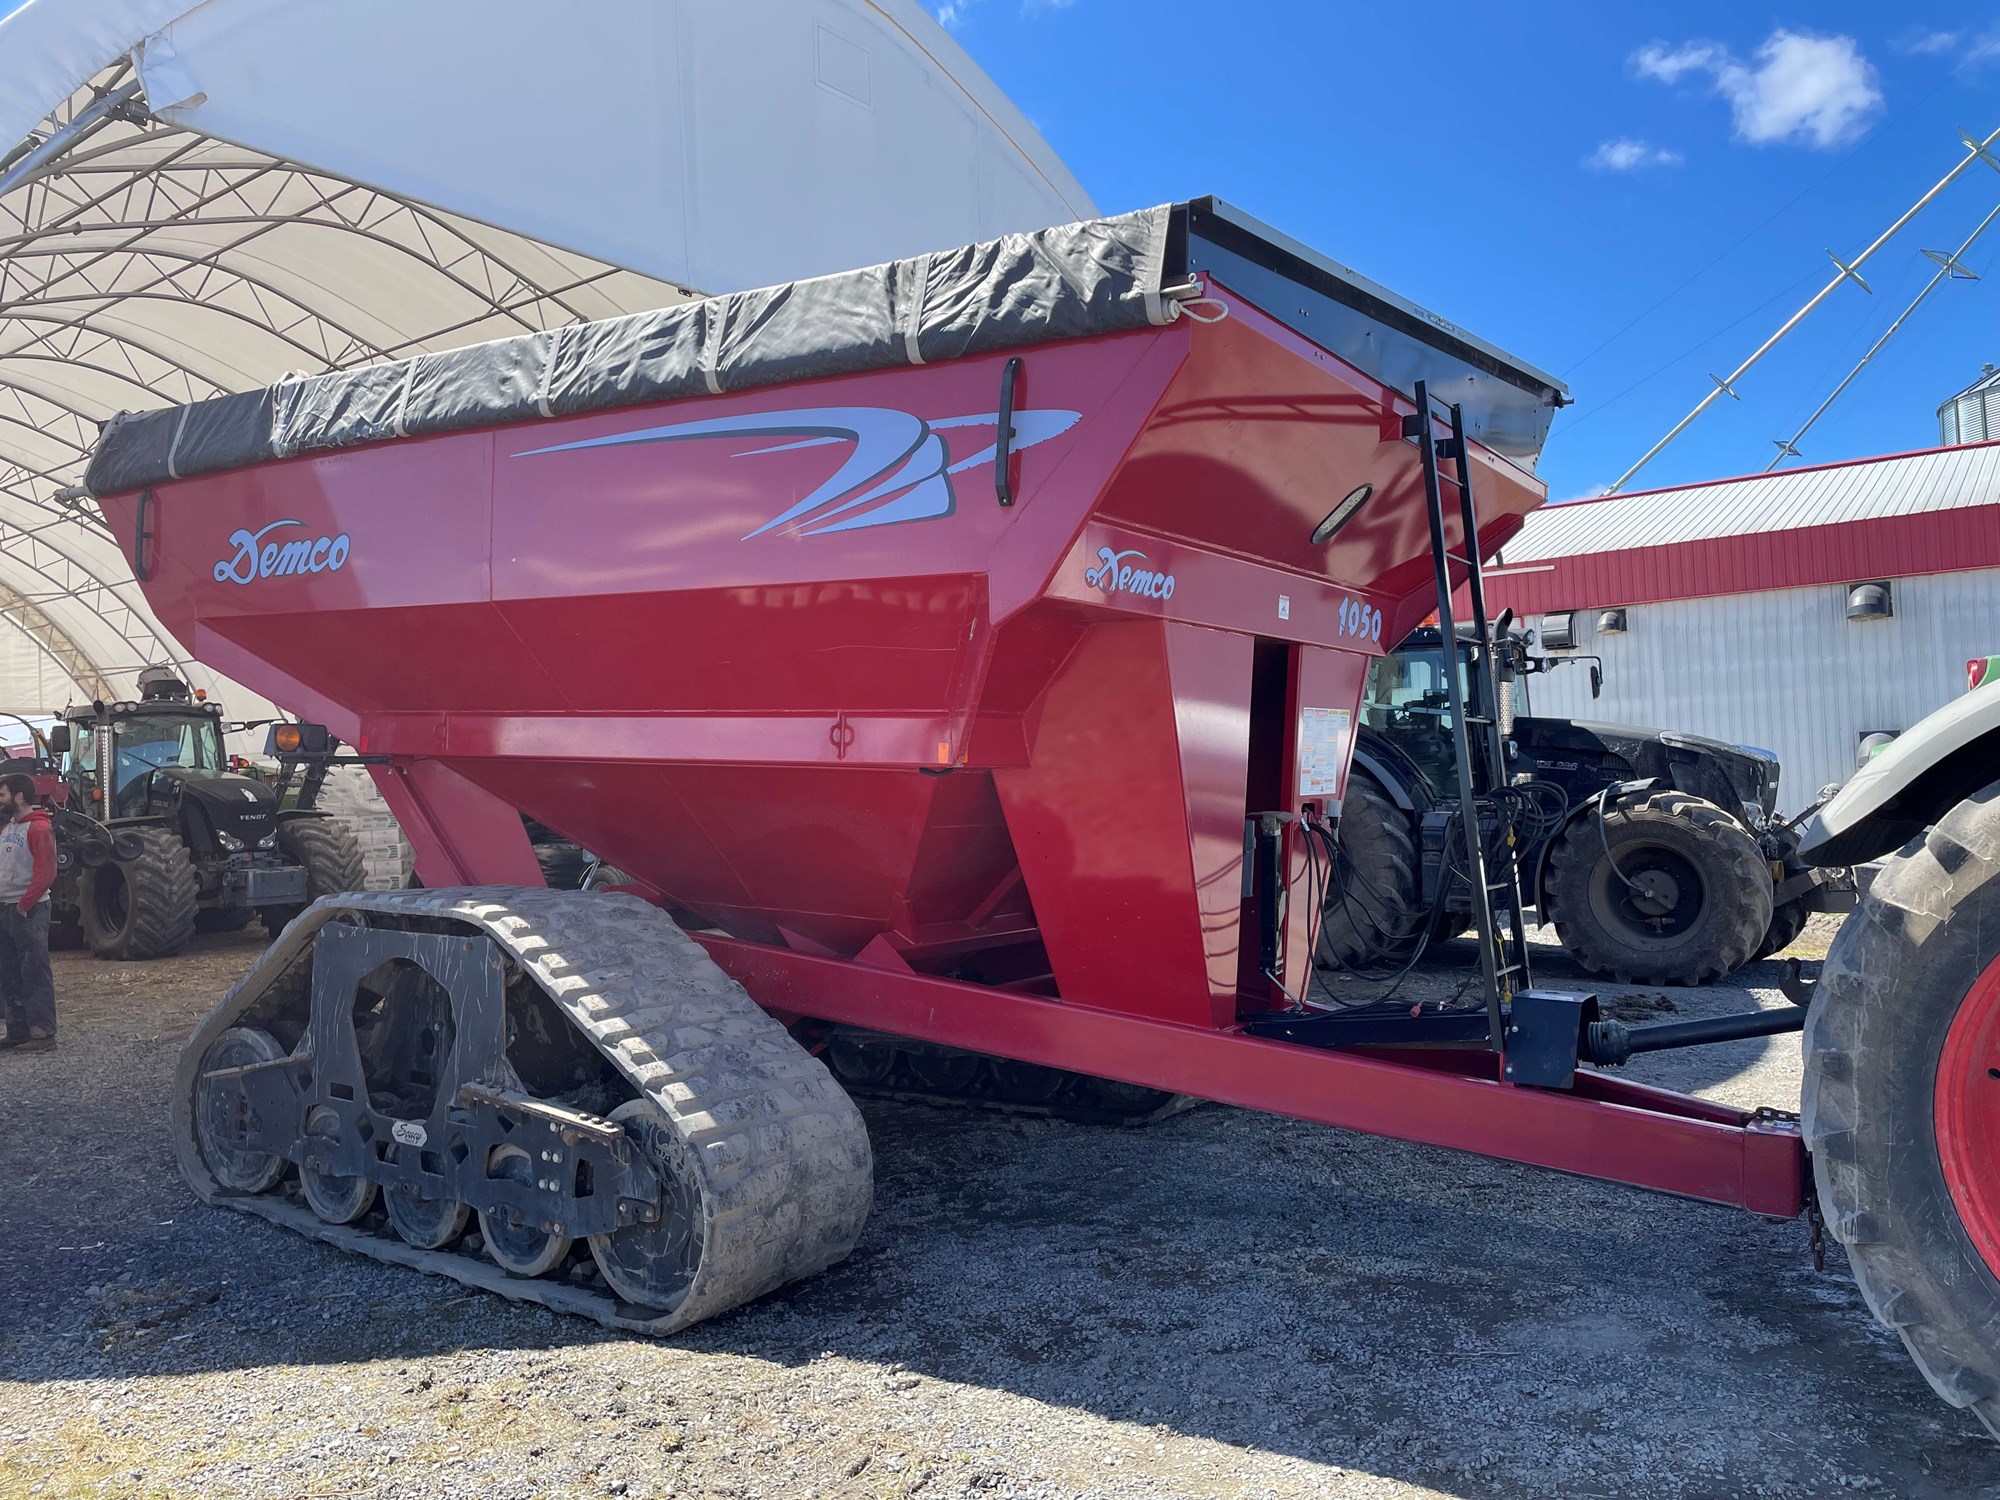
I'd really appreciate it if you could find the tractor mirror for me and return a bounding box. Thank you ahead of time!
[45,725,69,754]
[1589,664,1603,700]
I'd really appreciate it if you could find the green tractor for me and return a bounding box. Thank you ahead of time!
[1324,623,1853,985]
[38,668,365,959]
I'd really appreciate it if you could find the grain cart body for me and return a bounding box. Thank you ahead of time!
[84,201,1808,1335]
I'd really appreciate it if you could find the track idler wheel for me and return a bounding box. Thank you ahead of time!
[588,1101,703,1311]
[479,1144,573,1277]
[299,1105,378,1224]
[194,1027,290,1194]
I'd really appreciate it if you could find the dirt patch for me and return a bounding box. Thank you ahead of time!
[0,927,1993,1500]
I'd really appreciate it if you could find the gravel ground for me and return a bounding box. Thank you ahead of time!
[3,918,1998,1500]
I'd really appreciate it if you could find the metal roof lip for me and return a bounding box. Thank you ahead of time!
[1548,435,2000,509]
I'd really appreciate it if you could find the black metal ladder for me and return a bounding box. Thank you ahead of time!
[1404,381,1534,1048]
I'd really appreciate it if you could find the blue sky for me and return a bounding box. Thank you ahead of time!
[939,3,2000,499]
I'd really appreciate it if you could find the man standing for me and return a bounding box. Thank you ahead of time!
[0,772,57,1052]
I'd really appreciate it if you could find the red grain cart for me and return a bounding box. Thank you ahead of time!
[82,200,1980,1430]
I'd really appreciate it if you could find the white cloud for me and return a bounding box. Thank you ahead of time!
[1634,29,1883,149]
[936,0,1073,24]
[1896,29,1961,55]
[1585,137,1684,171]
[1968,27,2000,64]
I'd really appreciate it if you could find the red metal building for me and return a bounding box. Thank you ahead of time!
[1482,439,2000,811]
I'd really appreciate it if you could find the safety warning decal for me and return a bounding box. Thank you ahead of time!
[1296,707,1352,798]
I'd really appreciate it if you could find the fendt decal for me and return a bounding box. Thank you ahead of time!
[214,520,351,585]
[514,405,1080,539]
[1085,546,1176,600]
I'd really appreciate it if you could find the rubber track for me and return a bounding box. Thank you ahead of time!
[172,887,873,1334]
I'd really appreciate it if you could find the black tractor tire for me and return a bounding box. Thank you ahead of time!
[79,825,198,961]
[533,840,592,890]
[1544,791,1771,985]
[1753,853,1817,961]
[1754,899,1812,961]
[260,817,367,936]
[1316,766,1425,974]
[194,907,257,935]
[1802,781,2000,1439]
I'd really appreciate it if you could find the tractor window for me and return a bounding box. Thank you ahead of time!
[1363,646,1456,730]
[110,715,222,812]
[1363,645,1464,794]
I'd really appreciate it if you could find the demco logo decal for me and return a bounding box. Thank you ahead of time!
[1085,546,1175,600]
[515,404,1081,539]
[214,520,350,585]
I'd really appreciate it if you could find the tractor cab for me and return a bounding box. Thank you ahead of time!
[1361,622,1599,800]
[55,668,238,823]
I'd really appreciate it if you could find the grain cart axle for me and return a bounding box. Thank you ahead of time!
[86,199,1968,1428]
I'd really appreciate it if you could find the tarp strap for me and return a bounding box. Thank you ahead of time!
[902,270,926,366]
[391,364,416,439]
[699,304,723,396]
[1141,211,1171,327]
[533,329,562,419]
[163,404,190,481]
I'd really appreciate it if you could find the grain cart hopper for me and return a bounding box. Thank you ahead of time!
[81,201,1953,1423]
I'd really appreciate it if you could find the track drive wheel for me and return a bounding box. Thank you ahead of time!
[1803,781,2000,1439]
[1544,791,1771,985]
[79,824,197,960]
[588,1100,703,1310]
[1316,766,1425,977]
[479,1144,573,1277]
[261,817,367,935]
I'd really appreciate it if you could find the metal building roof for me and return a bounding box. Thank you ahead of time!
[1497,439,2000,564]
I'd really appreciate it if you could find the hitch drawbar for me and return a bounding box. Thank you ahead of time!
[1510,987,1811,1082]
[1580,1005,1808,1068]
[1247,983,1811,1090]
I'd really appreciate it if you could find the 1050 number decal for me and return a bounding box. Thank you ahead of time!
[1338,597,1382,642]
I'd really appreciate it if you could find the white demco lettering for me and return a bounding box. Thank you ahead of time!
[214,520,351,585]
[1085,545,1176,601]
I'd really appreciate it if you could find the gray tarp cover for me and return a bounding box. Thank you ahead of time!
[84,206,1176,496]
